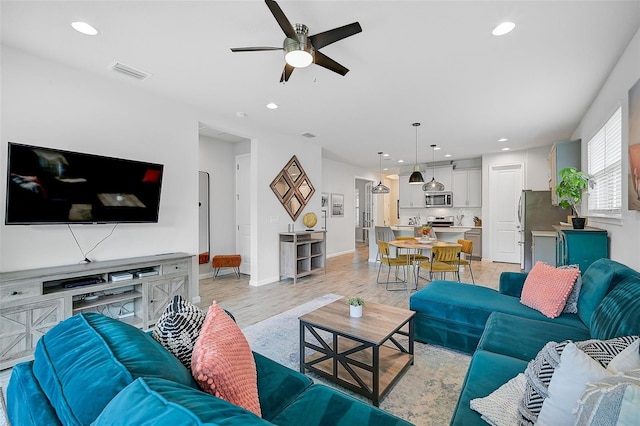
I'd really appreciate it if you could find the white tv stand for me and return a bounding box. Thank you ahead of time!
[0,252,194,370]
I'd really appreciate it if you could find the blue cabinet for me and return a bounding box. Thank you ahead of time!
[554,226,608,272]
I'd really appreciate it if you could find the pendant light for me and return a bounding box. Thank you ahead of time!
[408,122,424,184]
[372,151,390,194]
[422,144,445,191]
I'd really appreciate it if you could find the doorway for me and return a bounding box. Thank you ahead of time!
[355,178,374,243]
[489,163,523,263]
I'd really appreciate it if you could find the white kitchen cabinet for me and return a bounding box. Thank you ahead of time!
[425,165,452,190]
[399,175,425,208]
[452,169,482,207]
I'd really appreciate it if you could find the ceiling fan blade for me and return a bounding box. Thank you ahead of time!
[314,51,349,76]
[280,64,295,82]
[265,0,297,40]
[309,22,362,49]
[230,47,283,52]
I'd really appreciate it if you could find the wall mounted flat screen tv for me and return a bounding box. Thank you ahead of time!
[5,142,164,225]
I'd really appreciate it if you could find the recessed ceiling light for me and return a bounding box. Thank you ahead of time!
[382,153,390,157]
[498,138,508,142]
[383,168,389,171]
[266,102,278,109]
[397,159,405,163]
[492,22,515,36]
[433,146,441,151]
[501,147,511,151]
[71,21,99,36]
[444,154,452,158]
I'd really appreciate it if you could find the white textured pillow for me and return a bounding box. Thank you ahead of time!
[470,373,526,426]
[574,369,640,425]
[607,338,640,373]
[537,343,612,425]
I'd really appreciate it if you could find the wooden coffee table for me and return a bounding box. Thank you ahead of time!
[299,298,414,406]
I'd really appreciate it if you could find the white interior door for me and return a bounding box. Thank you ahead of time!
[490,163,523,263]
[236,154,250,275]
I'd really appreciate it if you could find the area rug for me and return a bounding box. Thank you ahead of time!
[242,294,471,425]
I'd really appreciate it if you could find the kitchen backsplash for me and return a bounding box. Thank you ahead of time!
[399,207,482,227]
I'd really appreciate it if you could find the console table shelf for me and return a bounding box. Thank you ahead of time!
[0,252,193,369]
[279,231,326,284]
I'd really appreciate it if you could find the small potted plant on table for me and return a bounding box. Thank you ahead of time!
[347,296,365,318]
[555,167,594,229]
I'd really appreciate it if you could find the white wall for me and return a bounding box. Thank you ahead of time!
[1,47,199,275]
[322,158,378,257]
[571,27,640,270]
[198,135,236,278]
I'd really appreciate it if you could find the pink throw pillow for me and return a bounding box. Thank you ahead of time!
[191,302,261,417]
[520,262,580,318]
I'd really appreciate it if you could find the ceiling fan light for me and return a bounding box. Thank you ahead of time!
[285,49,313,68]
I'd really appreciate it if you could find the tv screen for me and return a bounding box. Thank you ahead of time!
[5,142,164,225]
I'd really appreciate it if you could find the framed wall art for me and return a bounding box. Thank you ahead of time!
[331,193,344,217]
[629,78,640,210]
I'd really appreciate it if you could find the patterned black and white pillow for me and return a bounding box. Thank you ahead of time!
[518,335,638,425]
[152,295,207,370]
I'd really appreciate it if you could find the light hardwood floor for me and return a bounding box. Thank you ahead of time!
[198,243,520,329]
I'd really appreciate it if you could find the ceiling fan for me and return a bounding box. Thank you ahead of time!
[230,0,362,82]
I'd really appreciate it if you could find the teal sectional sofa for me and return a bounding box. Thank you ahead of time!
[7,312,410,426]
[409,258,640,425]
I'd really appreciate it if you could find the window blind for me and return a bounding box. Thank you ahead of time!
[587,106,622,215]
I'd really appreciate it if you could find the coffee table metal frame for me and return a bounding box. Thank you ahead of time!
[299,299,414,406]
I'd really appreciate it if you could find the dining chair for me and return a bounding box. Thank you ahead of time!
[446,239,474,284]
[418,245,462,282]
[376,240,409,290]
[374,226,395,262]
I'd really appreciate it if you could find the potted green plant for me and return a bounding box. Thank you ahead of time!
[555,167,594,229]
[347,296,365,318]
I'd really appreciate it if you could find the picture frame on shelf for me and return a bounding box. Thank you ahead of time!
[331,193,344,217]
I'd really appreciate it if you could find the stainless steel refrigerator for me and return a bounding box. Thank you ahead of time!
[518,190,567,272]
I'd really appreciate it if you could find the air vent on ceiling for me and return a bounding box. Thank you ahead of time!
[111,62,151,80]
[301,132,316,138]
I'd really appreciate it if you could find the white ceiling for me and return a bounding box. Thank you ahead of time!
[2,1,640,173]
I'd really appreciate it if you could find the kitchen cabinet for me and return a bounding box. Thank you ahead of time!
[554,225,608,272]
[399,175,425,208]
[549,140,581,205]
[531,231,557,266]
[452,169,482,207]
[464,228,482,259]
[427,165,453,190]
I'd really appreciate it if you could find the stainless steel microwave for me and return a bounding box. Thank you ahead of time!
[425,191,453,208]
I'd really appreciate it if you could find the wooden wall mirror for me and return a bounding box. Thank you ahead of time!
[270,155,315,221]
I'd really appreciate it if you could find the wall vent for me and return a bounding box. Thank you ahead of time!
[111,62,151,80]
[301,132,316,138]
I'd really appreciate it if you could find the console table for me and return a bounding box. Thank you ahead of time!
[0,252,194,369]
[279,231,326,284]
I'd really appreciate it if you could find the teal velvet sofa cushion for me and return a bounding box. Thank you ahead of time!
[409,281,587,354]
[450,350,528,426]
[32,312,197,426]
[93,377,271,425]
[477,312,591,361]
[589,275,640,340]
[6,361,62,426]
[575,258,640,327]
[271,384,413,426]
[253,351,312,422]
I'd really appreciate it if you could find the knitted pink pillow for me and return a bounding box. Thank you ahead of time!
[520,262,580,318]
[191,302,261,417]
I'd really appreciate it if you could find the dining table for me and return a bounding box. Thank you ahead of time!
[388,239,463,289]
